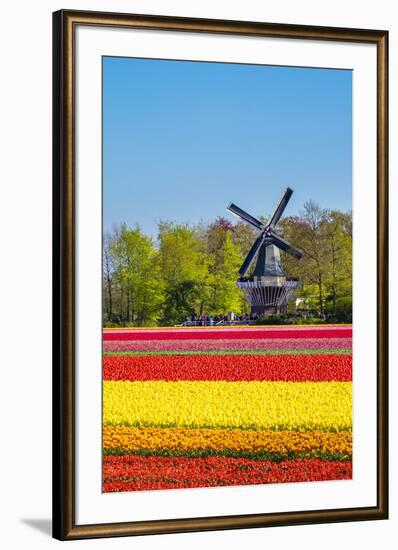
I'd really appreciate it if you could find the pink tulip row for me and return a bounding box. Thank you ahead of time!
[103,337,352,352]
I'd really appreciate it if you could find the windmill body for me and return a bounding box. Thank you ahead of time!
[227,187,303,315]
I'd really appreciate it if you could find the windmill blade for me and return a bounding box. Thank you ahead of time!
[267,187,293,228]
[227,203,263,230]
[269,230,303,260]
[239,234,265,276]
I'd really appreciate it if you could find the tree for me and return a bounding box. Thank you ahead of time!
[323,209,352,314]
[280,202,352,320]
[231,221,258,258]
[157,222,209,325]
[106,224,164,326]
[103,233,114,322]
[206,227,243,315]
[299,201,330,316]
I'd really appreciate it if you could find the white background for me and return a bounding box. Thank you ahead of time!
[0,0,395,548]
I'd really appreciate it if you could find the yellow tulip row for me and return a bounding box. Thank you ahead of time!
[103,380,352,431]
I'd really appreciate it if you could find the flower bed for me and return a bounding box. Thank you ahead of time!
[103,327,352,341]
[103,455,352,492]
[103,354,352,382]
[102,324,352,492]
[103,337,352,352]
[103,426,352,459]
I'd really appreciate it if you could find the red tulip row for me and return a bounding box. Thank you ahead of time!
[103,327,352,341]
[103,353,352,382]
[103,455,352,492]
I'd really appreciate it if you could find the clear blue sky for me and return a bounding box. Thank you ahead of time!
[103,57,352,238]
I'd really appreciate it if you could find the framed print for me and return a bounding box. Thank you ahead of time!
[52,9,388,540]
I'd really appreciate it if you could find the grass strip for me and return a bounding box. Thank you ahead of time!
[103,421,352,432]
[103,348,352,357]
[103,447,351,462]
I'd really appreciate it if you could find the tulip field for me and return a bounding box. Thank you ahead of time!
[102,325,352,492]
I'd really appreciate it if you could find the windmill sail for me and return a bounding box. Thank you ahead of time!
[268,230,303,259]
[267,187,293,228]
[227,203,263,230]
[239,234,265,276]
[229,187,302,274]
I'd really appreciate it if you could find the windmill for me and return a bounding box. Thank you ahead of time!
[227,187,303,315]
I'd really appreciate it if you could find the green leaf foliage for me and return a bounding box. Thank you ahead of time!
[103,202,352,326]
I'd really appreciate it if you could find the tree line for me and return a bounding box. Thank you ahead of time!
[103,201,352,326]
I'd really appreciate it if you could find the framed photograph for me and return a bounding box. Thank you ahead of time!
[53,9,388,540]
